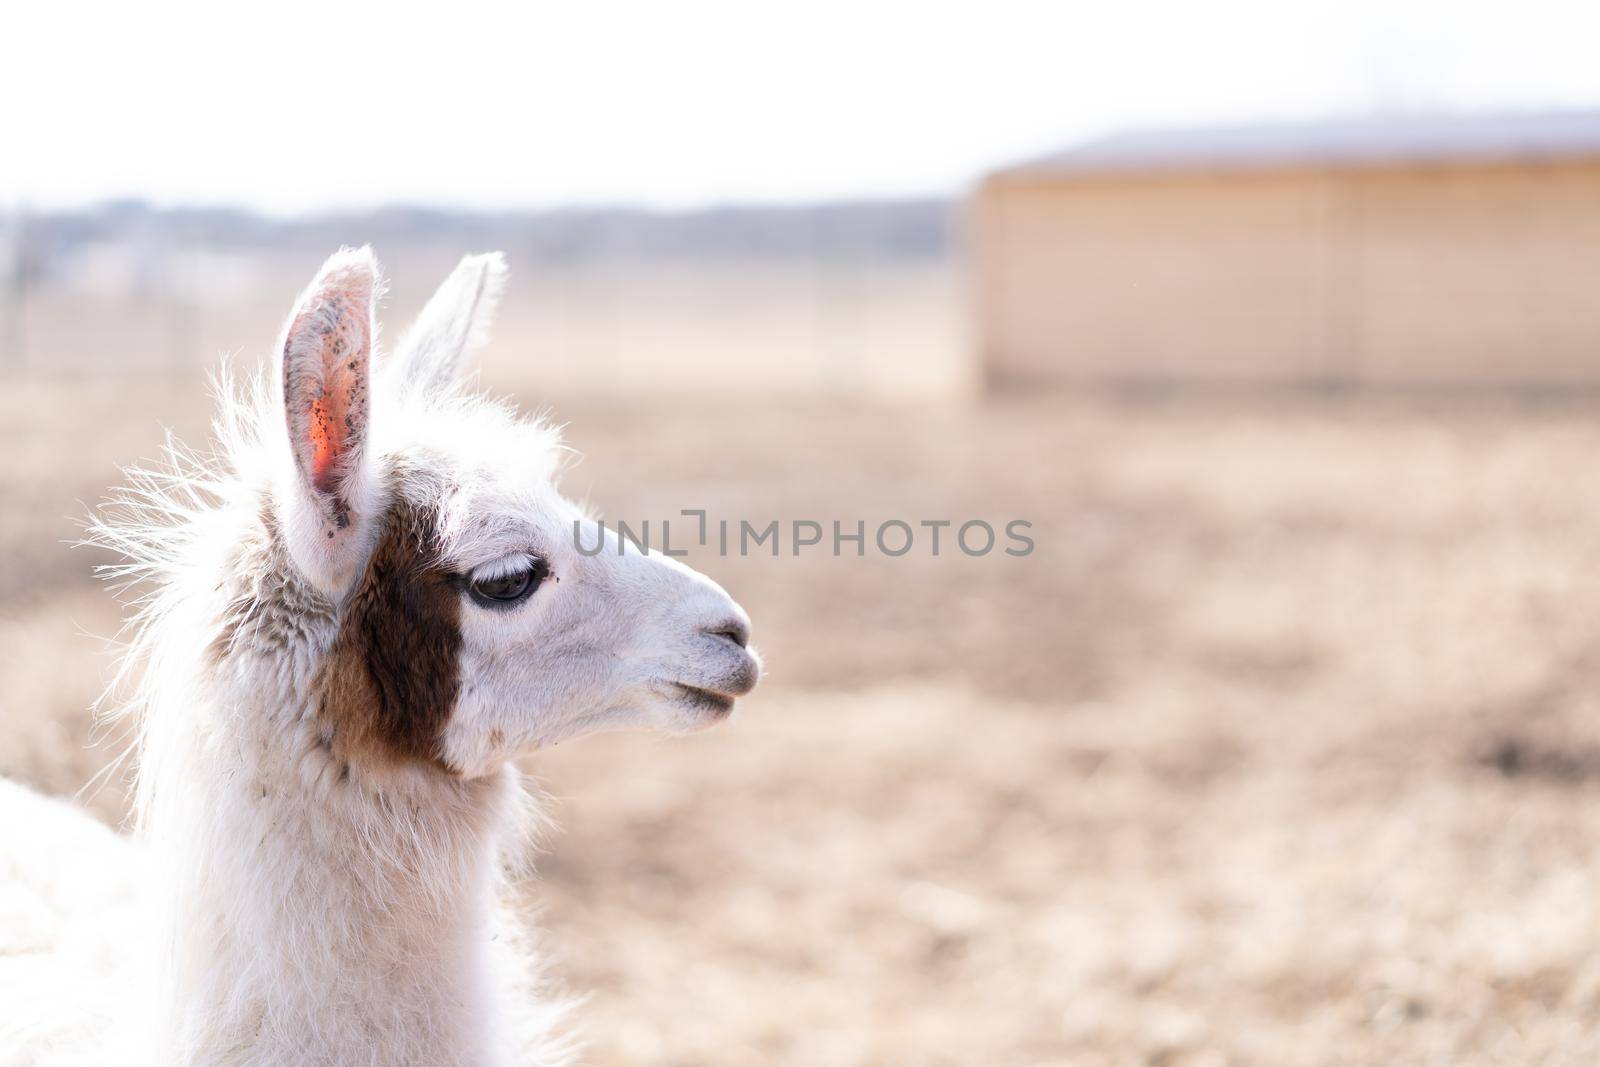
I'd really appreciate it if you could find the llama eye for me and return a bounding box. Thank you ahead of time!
[467,559,549,607]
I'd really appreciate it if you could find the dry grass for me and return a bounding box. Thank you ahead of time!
[7,367,1600,1065]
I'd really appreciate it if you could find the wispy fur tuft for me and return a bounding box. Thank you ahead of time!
[85,362,275,822]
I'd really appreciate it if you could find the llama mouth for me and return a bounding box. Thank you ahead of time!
[672,683,737,716]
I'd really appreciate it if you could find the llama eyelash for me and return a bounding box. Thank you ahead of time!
[467,552,544,583]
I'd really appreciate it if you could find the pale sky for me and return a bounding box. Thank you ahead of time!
[4,0,1600,214]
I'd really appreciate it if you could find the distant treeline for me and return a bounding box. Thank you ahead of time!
[2,198,958,267]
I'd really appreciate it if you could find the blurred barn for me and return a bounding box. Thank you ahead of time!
[974,111,1600,389]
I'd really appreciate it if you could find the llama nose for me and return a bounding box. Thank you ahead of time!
[702,616,750,649]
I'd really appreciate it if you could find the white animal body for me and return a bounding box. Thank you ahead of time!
[0,249,760,1066]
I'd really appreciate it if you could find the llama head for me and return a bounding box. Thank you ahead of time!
[272,248,758,778]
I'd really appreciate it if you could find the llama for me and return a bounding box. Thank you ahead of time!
[0,248,760,1066]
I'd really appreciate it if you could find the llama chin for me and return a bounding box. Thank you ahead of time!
[0,248,760,1066]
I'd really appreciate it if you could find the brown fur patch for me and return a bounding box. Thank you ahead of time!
[315,494,462,772]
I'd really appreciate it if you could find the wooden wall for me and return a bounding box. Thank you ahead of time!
[974,161,1600,388]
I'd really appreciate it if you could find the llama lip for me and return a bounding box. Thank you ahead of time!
[672,683,738,716]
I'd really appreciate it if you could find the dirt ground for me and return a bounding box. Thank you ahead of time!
[7,371,1600,1065]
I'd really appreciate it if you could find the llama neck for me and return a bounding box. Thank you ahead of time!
[146,674,515,1066]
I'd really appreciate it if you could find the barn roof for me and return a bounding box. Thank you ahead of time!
[992,111,1600,182]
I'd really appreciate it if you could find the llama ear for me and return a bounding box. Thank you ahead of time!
[277,247,382,592]
[392,252,507,398]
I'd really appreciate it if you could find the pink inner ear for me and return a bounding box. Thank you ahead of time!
[308,389,347,496]
[287,286,370,499]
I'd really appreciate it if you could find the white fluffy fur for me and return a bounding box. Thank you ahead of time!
[0,249,759,1066]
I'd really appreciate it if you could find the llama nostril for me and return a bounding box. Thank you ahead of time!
[704,618,750,649]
